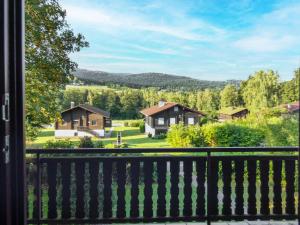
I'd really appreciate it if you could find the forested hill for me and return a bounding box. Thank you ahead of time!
[73,69,241,90]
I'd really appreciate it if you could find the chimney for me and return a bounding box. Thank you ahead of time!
[158,99,166,107]
[70,102,75,108]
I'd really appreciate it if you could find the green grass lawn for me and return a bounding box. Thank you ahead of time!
[26,122,170,148]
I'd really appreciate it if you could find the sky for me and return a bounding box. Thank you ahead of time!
[60,0,300,81]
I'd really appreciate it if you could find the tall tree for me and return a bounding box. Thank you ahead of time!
[241,70,280,110]
[220,84,239,108]
[196,89,220,113]
[281,68,300,103]
[25,0,88,139]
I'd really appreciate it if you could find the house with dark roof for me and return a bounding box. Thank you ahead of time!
[218,107,249,121]
[140,100,205,136]
[55,103,111,137]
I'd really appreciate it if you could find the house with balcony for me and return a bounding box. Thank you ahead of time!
[140,100,205,136]
[55,103,111,137]
[1,2,299,225]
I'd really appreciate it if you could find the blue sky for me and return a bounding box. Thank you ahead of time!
[61,0,300,81]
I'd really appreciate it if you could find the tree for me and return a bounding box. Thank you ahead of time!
[281,68,300,103]
[220,84,239,108]
[241,70,280,110]
[25,0,88,139]
[196,89,220,114]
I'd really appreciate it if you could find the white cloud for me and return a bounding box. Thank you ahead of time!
[234,2,300,53]
[76,53,145,61]
[64,5,224,41]
[234,35,297,52]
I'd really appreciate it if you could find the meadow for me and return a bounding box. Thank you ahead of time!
[26,120,170,149]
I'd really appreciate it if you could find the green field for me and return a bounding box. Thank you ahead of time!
[26,121,170,148]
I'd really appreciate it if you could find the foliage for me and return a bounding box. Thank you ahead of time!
[262,116,299,146]
[237,109,299,146]
[220,84,240,108]
[25,0,88,140]
[201,123,264,147]
[74,69,241,90]
[44,139,75,148]
[152,133,167,140]
[78,136,94,148]
[139,122,145,133]
[241,70,280,110]
[94,140,104,148]
[281,68,300,103]
[166,123,193,147]
[196,89,220,114]
[124,120,144,127]
[105,142,129,148]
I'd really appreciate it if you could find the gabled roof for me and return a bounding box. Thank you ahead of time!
[61,104,110,117]
[219,107,248,116]
[140,102,205,116]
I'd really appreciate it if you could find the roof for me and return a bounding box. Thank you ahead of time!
[281,101,299,112]
[140,102,205,116]
[219,107,248,116]
[61,104,110,117]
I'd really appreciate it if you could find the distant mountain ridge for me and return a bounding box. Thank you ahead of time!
[73,69,241,90]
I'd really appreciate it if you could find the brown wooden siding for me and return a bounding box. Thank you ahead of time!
[56,108,106,130]
[146,105,202,129]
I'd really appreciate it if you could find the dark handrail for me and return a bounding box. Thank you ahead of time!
[26,146,299,154]
[26,146,299,224]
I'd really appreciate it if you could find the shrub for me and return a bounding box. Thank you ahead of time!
[148,133,152,138]
[105,142,129,148]
[44,139,75,148]
[139,122,145,133]
[152,133,167,139]
[93,140,104,148]
[166,123,192,147]
[78,136,94,148]
[202,123,264,147]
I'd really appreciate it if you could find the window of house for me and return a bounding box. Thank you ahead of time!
[188,117,194,125]
[73,120,79,125]
[170,117,176,125]
[174,106,178,112]
[91,120,97,125]
[158,117,164,125]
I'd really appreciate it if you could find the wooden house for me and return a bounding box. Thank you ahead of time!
[140,100,205,136]
[55,103,111,137]
[218,107,249,121]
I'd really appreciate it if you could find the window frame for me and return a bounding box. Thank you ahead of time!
[157,117,165,125]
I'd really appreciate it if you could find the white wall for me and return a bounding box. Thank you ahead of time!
[145,123,156,136]
[55,129,105,137]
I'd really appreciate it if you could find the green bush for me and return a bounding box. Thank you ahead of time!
[167,122,265,147]
[44,139,75,148]
[152,133,167,139]
[202,123,264,147]
[166,123,193,147]
[94,140,104,148]
[139,122,145,133]
[78,136,94,148]
[105,142,129,148]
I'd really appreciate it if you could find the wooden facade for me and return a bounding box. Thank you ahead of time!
[55,104,111,131]
[218,108,249,121]
[141,101,205,136]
